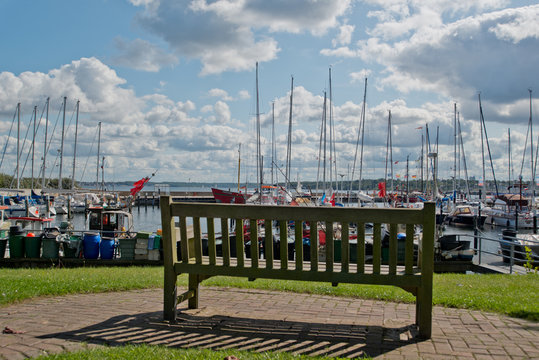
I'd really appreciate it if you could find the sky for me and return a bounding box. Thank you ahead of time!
[1,0,539,189]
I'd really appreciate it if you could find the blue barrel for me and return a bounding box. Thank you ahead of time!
[99,238,115,260]
[83,232,100,259]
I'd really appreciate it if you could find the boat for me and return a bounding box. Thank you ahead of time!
[211,188,246,204]
[85,206,134,237]
[483,194,535,229]
[443,204,486,228]
[436,233,474,261]
[499,228,539,263]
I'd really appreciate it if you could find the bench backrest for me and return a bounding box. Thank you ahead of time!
[161,197,435,286]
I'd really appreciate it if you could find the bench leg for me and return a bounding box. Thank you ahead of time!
[164,270,178,322]
[188,273,200,309]
[416,286,432,339]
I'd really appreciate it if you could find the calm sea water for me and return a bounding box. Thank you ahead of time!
[50,205,164,233]
[51,203,517,250]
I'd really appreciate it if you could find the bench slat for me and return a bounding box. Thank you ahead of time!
[221,218,230,266]
[236,218,244,268]
[405,223,414,274]
[193,217,202,264]
[357,222,365,274]
[341,222,349,273]
[265,219,273,269]
[250,219,259,268]
[373,223,381,274]
[179,216,189,262]
[389,223,397,275]
[310,221,318,272]
[295,220,303,271]
[174,261,422,287]
[280,220,288,270]
[207,218,216,266]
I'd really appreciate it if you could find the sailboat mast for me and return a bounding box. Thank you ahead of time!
[389,111,394,194]
[508,128,512,188]
[358,77,367,191]
[237,143,241,193]
[255,62,262,198]
[71,100,79,191]
[58,96,66,189]
[421,131,424,193]
[31,106,37,189]
[406,155,410,204]
[271,102,275,186]
[96,121,101,190]
[479,94,486,201]
[42,97,49,192]
[285,76,294,191]
[529,89,534,208]
[16,102,20,190]
[453,103,457,202]
[322,91,327,191]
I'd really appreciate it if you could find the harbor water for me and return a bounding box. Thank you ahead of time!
[48,204,519,255]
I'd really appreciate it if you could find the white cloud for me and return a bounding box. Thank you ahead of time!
[111,38,178,72]
[238,90,250,100]
[320,46,358,58]
[133,0,352,74]
[349,70,372,83]
[322,3,539,120]
[332,23,355,47]
[214,100,231,124]
[190,0,352,35]
[208,88,234,101]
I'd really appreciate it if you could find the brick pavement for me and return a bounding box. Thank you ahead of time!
[0,287,537,359]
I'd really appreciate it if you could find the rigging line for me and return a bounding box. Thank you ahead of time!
[79,124,99,183]
[479,96,499,197]
[19,99,48,180]
[534,135,539,185]
[457,113,471,199]
[519,114,531,178]
[315,91,326,197]
[19,107,40,181]
[37,100,63,181]
[35,99,49,181]
[10,107,36,187]
[348,85,361,192]
[0,106,18,171]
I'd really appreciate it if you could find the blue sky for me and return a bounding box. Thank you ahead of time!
[1,0,538,188]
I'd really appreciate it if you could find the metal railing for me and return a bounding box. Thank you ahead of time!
[442,230,539,274]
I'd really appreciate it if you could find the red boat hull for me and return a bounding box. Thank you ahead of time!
[211,188,246,204]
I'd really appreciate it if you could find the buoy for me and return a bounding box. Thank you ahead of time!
[27,232,35,237]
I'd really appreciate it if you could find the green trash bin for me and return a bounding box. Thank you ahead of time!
[24,236,42,258]
[8,235,25,258]
[42,238,60,259]
[63,236,81,258]
[0,237,7,258]
[119,238,137,260]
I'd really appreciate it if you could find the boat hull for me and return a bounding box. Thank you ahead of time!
[211,188,246,204]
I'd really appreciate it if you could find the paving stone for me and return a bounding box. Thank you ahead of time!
[0,287,537,359]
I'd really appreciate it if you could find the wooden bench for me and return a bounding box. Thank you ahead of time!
[160,196,435,338]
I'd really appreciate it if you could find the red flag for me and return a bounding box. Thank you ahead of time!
[130,177,150,196]
[330,192,336,206]
[377,182,386,198]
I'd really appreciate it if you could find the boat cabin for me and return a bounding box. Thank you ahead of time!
[86,207,134,238]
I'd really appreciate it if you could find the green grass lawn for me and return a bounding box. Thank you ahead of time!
[33,344,358,360]
[1,266,537,321]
